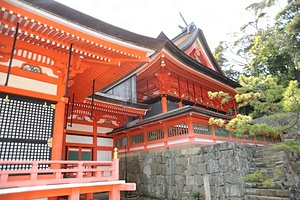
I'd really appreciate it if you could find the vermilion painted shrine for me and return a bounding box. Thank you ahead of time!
[0,0,280,199]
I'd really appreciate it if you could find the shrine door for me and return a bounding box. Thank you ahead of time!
[0,93,55,170]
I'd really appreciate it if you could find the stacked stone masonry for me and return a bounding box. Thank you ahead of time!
[120,142,299,200]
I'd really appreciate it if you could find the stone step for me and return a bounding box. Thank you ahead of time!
[255,149,286,154]
[244,194,290,200]
[248,167,287,175]
[245,181,289,190]
[251,162,285,168]
[253,153,286,160]
[245,188,290,198]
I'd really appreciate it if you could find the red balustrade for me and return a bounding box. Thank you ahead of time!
[0,160,119,188]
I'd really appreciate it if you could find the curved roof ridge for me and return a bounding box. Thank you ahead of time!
[20,0,165,51]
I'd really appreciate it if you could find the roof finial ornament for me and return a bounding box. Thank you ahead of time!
[178,12,196,33]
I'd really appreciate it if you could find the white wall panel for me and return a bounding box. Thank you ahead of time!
[66,134,93,144]
[0,72,57,95]
[66,123,93,133]
[97,137,113,147]
[97,126,113,134]
[168,138,189,145]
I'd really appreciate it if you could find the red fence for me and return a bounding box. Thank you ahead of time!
[0,159,119,188]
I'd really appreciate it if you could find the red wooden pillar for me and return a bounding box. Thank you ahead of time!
[161,95,167,113]
[69,188,80,200]
[187,116,195,143]
[211,125,216,143]
[48,197,58,200]
[51,100,67,161]
[84,193,93,200]
[109,185,121,200]
[178,101,183,108]
[93,117,98,161]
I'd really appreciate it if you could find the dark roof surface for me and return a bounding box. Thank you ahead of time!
[108,105,232,135]
[93,93,151,110]
[20,0,166,52]
[172,27,224,75]
[163,38,240,88]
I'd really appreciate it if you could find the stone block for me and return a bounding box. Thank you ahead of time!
[224,170,242,184]
[139,173,150,184]
[207,160,220,173]
[186,175,195,186]
[196,163,207,175]
[186,164,196,175]
[181,147,201,155]
[194,174,204,186]
[174,165,185,175]
[225,184,244,197]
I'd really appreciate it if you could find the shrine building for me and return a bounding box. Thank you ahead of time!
[0,0,279,199]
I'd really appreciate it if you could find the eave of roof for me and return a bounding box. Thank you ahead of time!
[103,30,239,92]
[92,93,151,110]
[19,0,166,52]
[162,40,240,88]
[172,28,224,75]
[108,105,232,135]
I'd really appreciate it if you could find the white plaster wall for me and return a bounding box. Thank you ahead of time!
[97,126,113,134]
[0,72,57,95]
[66,134,93,144]
[97,137,113,147]
[66,123,93,133]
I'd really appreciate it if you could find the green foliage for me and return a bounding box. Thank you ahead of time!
[192,191,204,200]
[262,178,275,187]
[273,168,282,176]
[242,172,264,182]
[208,91,232,104]
[274,140,300,155]
[215,0,300,85]
[209,75,300,137]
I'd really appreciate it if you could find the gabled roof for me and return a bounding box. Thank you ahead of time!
[105,28,239,93]
[161,38,239,89]
[172,24,224,75]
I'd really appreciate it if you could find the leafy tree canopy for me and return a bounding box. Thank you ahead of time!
[214,0,300,85]
[209,75,300,139]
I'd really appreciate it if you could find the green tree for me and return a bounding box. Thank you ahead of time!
[209,75,300,140]
[213,41,242,82]
[215,0,300,85]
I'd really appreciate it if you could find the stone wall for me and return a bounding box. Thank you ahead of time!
[119,142,258,199]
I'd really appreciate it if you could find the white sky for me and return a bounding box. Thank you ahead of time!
[55,0,258,50]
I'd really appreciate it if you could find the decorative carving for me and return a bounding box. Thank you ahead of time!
[155,72,171,94]
[76,116,85,121]
[21,64,42,74]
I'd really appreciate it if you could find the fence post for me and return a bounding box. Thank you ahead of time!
[30,162,38,181]
[113,147,119,180]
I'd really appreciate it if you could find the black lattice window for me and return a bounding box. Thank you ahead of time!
[0,94,55,170]
[215,127,229,137]
[193,123,211,135]
[147,129,164,141]
[130,133,144,145]
[116,138,127,147]
[167,123,188,137]
[256,134,264,141]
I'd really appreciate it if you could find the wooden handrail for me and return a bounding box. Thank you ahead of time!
[0,159,119,188]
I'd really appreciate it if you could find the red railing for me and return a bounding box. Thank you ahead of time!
[0,159,119,188]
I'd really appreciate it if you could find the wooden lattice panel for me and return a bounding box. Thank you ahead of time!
[0,94,55,170]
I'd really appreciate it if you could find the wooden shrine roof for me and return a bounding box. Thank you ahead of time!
[69,92,150,118]
[172,24,224,75]
[0,0,165,102]
[108,105,233,135]
[20,0,166,52]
